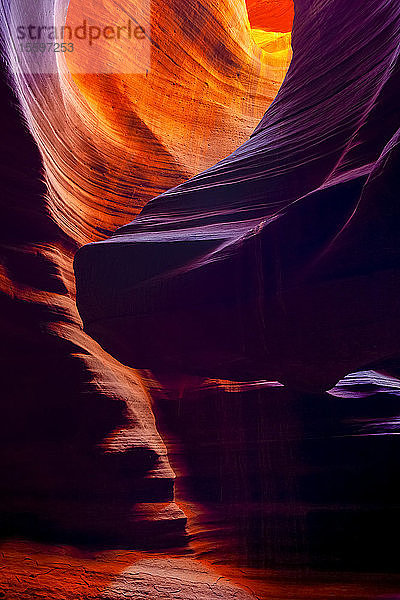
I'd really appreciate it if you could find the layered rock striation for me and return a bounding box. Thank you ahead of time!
[75,0,400,393]
[0,0,291,545]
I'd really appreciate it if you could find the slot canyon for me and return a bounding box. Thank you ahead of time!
[0,0,400,597]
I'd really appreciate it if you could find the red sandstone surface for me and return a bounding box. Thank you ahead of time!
[1,0,400,597]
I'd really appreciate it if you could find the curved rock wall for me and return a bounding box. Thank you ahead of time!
[75,0,400,392]
[0,0,291,546]
[2,0,400,577]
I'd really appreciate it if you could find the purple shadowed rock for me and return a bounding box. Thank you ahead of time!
[75,0,400,392]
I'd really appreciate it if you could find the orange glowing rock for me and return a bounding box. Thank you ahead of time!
[246,0,294,32]
[0,0,293,552]
[58,0,292,243]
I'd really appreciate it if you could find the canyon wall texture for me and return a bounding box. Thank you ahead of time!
[1,0,400,587]
[75,0,400,393]
[0,0,293,555]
